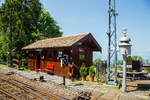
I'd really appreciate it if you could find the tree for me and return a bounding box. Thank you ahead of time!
[0,0,62,63]
[0,0,42,62]
[93,58,106,76]
[117,60,123,65]
[37,9,62,38]
[32,9,62,41]
[93,57,102,67]
[132,56,143,61]
[127,56,132,65]
[118,56,143,66]
[143,59,150,64]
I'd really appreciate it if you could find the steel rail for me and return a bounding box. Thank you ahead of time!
[0,72,71,100]
[0,89,17,100]
[1,79,48,100]
[11,79,71,100]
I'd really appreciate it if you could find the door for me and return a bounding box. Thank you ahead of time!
[36,53,41,69]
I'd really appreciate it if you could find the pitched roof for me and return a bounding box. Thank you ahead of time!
[22,32,101,51]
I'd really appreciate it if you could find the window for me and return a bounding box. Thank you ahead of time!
[57,51,63,60]
[29,53,33,57]
[79,48,85,60]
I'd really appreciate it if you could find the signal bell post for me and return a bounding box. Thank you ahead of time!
[60,55,68,86]
[119,29,132,92]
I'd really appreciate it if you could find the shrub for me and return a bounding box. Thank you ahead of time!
[79,63,88,77]
[127,68,132,72]
[89,66,95,77]
[120,67,123,71]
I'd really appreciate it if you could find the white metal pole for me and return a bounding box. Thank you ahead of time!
[122,53,127,92]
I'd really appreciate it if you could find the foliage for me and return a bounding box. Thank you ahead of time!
[127,68,132,72]
[93,58,106,80]
[79,63,88,77]
[120,67,123,71]
[37,9,62,38]
[72,77,81,82]
[117,60,123,65]
[93,57,102,66]
[89,66,95,77]
[143,60,150,64]
[100,93,104,96]
[118,56,143,66]
[133,70,137,72]
[23,67,31,71]
[132,56,143,61]
[118,56,132,65]
[127,56,132,65]
[0,0,62,63]
[145,68,150,73]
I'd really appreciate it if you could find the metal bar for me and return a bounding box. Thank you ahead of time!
[110,51,115,59]
[8,7,13,67]
[113,0,118,83]
[111,40,115,48]
[106,0,111,83]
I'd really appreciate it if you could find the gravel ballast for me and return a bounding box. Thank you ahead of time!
[0,66,150,100]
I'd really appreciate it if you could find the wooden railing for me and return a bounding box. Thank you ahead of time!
[12,59,28,70]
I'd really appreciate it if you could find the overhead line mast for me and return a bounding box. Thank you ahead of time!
[106,0,118,85]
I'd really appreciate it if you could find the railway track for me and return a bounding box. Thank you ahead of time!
[0,73,69,100]
[0,89,16,100]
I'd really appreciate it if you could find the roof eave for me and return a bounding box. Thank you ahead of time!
[88,33,102,53]
[22,46,72,51]
[71,33,102,53]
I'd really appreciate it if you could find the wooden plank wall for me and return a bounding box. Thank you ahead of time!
[45,60,69,78]
[28,58,35,70]
[72,46,92,68]
[27,44,93,78]
[27,58,70,78]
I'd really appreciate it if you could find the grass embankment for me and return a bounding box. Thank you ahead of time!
[0,64,9,68]
[0,64,31,71]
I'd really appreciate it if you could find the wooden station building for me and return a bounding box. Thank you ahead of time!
[22,32,102,79]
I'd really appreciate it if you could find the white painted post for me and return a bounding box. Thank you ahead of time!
[122,53,127,92]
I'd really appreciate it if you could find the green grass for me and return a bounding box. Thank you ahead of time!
[86,75,89,81]
[133,70,137,72]
[72,77,81,82]
[0,64,8,68]
[23,67,31,71]
[0,64,31,72]
[100,93,104,96]
[116,87,120,92]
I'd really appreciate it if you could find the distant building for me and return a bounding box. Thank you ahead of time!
[142,64,150,72]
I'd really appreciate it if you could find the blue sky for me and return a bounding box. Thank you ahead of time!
[39,0,150,60]
[1,0,150,60]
